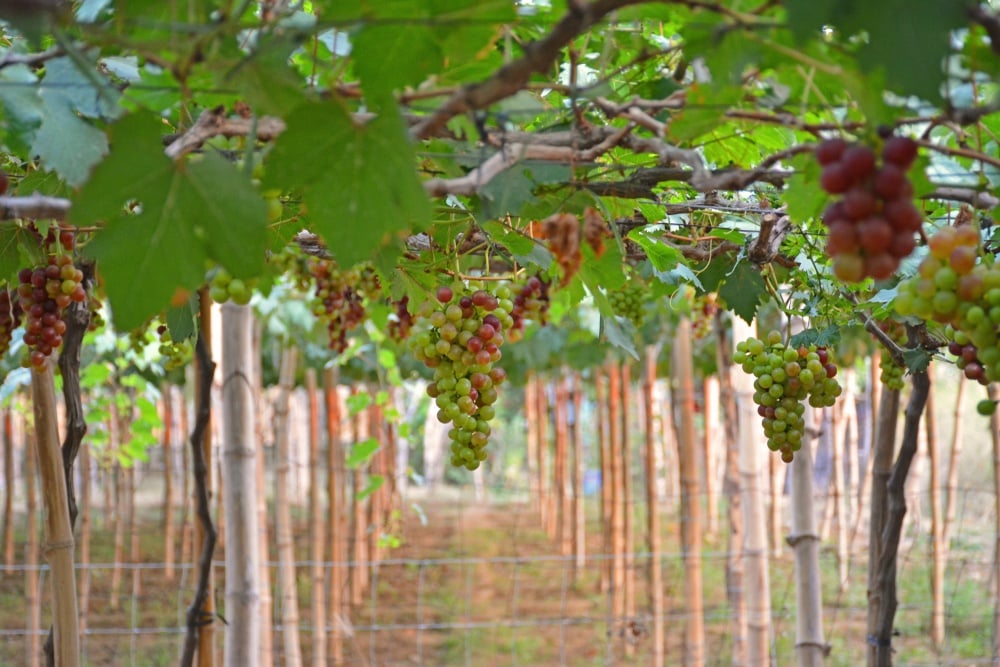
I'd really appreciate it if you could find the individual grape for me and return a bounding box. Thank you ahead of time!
[208,267,257,305]
[734,331,842,462]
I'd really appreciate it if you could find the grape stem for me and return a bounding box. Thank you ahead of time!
[842,291,908,367]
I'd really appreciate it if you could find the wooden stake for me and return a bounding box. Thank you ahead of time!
[163,386,176,581]
[306,368,327,666]
[25,410,40,667]
[643,346,664,667]
[325,368,345,665]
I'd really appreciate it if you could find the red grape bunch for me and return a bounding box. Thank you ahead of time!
[410,284,512,470]
[734,330,843,462]
[388,297,414,342]
[308,259,379,354]
[692,292,720,340]
[0,289,23,358]
[17,254,85,368]
[817,135,922,282]
[506,275,549,343]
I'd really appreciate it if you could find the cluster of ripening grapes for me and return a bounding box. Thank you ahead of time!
[308,259,379,353]
[875,320,907,391]
[734,331,842,463]
[209,267,256,305]
[691,292,720,340]
[411,285,512,470]
[0,290,23,359]
[817,135,922,281]
[608,283,645,328]
[388,296,413,342]
[894,225,1000,384]
[16,229,86,368]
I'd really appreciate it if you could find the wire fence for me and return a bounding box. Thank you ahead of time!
[0,481,995,667]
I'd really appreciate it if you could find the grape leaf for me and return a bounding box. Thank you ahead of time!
[356,474,385,500]
[789,326,841,349]
[264,100,432,266]
[73,112,268,331]
[718,260,766,324]
[346,437,380,468]
[602,316,639,360]
[902,348,932,374]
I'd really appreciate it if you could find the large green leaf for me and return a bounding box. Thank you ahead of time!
[72,112,267,330]
[718,259,766,324]
[264,100,432,266]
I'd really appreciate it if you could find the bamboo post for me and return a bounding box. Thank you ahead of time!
[926,378,946,648]
[350,392,368,607]
[643,346,664,667]
[831,398,849,592]
[571,372,586,578]
[607,359,625,629]
[702,375,720,539]
[840,370,860,547]
[621,362,635,632]
[989,382,1000,664]
[221,303,263,666]
[108,414,123,612]
[525,378,540,514]
[325,368,345,665]
[306,368,327,666]
[674,318,705,667]
[2,408,13,570]
[537,378,555,539]
[256,416,273,665]
[768,454,783,557]
[25,412,40,667]
[851,352,882,553]
[942,377,966,548]
[715,313,747,666]
[595,368,611,595]
[555,372,571,556]
[31,362,80,667]
[77,425,91,635]
[275,346,303,667]
[163,385,176,581]
[731,316,771,666]
[790,409,826,667]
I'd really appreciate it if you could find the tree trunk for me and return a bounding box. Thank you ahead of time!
[304,368,327,666]
[715,313,747,666]
[643,346,664,667]
[703,375,720,539]
[2,408,13,571]
[571,372,586,579]
[731,316,771,666]
[163,385,176,581]
[274,346,303,667]
[674,318,705,667]
[25,412,40,667]
[790,409,826,667]
[865,384,901,667]
[31,362,80,667]
[221,303,263,667]
[324,368,345,665]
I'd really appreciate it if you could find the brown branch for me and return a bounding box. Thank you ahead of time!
[164,106,287,160]
[925,187,1000,209]
[915,137,1000,169]
[0,46,65,70]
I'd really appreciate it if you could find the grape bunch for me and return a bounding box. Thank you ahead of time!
[734,330,843,462]
[507,276,549,343]
[309,258,381,353]
[156,323,193,372]
[692,292,719,340]
[874,320,907,391]
[410,284,513,470]
[817,135,922,282]
[267,244,311,290]
[894,225,1000,382]
[208,267,256,305]
[17,255,85,368]
[608,283,645,327]
[388,297,414,342]
[0,290,23,358]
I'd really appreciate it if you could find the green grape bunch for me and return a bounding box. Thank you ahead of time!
[734,330,843,463]
[608,283,645,327]
[409,283,515,470]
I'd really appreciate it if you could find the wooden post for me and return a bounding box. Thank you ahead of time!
[163,386,176,581]
[702,375,720,539]
[621,361,635,633]
[926,378,945,648]
[537,378,555,539]
[790,409,826,667]
[943,377,966,548]
[643,346,664,667]
[350,391,368,607]
[25,412,40,667]
[306,369,327,666]
[595,368,611,595]
[325,368,345,665]
[571,372,586,578]
[2,408,13,570]
[31,362,80,667]
[989,382,1000,664]
[77,425,92,635]
[715,314,747,665]
[525,378,540,515]
[674,318,704,667]
[607,359,625,630]
[555,372,571,556]
[731,316,771,666]
[275,346,303,667]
